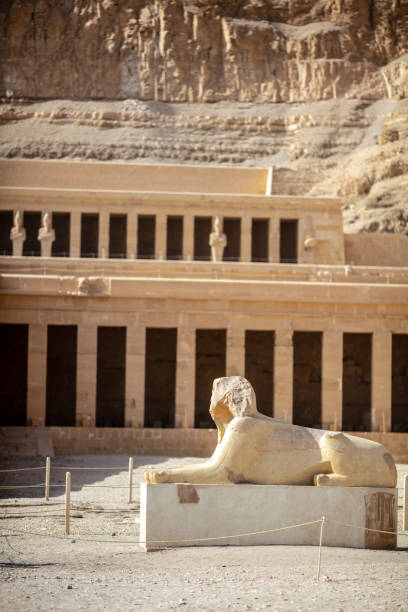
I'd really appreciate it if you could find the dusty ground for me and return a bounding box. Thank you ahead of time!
[1,455,408,611]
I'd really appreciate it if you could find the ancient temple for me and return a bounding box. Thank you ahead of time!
[0,159,407,459]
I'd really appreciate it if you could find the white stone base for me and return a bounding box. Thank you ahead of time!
[140,483,397,551]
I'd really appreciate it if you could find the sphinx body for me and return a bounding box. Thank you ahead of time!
[145,376,397,487]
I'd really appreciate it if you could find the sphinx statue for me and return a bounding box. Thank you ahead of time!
[145,376,396,487]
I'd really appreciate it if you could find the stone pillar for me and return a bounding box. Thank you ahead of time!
[175,327,195,427]
[226,327,245,377]
[241,216,251,262]
[27,324,47,426]
[274,329,293,423]
[322,330,343,430]
[269,215,279,263]
[125,324,146,427]
[98,212,109,258]
[183,214,194,261]
[70,211,81,257]
[127,210,137,259]
[76,324,97,426]
[155,213,166,260]
[371,331,392,432]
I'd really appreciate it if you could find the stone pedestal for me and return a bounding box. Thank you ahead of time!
[140,483,397,551]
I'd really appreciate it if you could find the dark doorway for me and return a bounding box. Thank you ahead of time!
[23,211,41,256]
[194,217,211,261]
[392,334,408,432]
[46,325,77,426]
[81,213,99,257]
[251,219,268,262]
[342,333,372,431]
[0,324,28,425]
[109,214,127,258]
[52,213,70,257]
[223,218,241,261]
[280,219,298,263]
[0,210,13,255]
[245,330,274,417]
[144,328,177,427]
[96,327,126,427]
[137,215,155,259]
[166,216,183,260]
[293,332,322,428]
[195,329,226,427]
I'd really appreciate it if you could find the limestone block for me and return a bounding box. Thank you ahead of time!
[140,484,397,550]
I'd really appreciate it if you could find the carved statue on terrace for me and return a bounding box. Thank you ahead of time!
[209,216,227,262]
[145,376,397,487]
[38,211,55,257]
[10,210,26,256]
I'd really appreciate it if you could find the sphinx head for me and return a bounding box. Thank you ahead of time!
[209,376,257,442]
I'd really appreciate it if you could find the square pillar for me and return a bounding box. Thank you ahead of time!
[76,324,97,426]
[175,327,195,427]
[127,210,137,259]
[27,324,47,426]
[226,327,245,377]
[322,330,343,430]
[183,214,194,261]
[125,324,146,427]
[70,211,81,257]
[155,213,166,260]
[241,216,251,262]
[269,215,279,263]
[98,212,109,258]
[274,329,293,423]
[371,331,392,432]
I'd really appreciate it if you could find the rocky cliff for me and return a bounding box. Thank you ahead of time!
[1,0,407,102]
[0,0,407,235]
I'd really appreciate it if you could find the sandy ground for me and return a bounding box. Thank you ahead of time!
[1,455,407,611]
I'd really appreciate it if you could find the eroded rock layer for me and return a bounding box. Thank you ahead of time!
[1,0,407,102]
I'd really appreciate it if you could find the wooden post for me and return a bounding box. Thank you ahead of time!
[128,457,134,503]
[404,475,408,532]
[65,472,71,536]
[45,456,50,501]
[316,516,325,580]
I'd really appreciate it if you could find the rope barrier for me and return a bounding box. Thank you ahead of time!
[0,466,46,473]
[325,519,406,537]
[0,484,130,490]
[1,519,322,546]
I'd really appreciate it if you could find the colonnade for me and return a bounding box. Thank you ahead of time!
[24,323,393,432]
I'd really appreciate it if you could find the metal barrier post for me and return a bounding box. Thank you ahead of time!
[65,472,71,536]
[128,457,134,503]
[45,456,51,501]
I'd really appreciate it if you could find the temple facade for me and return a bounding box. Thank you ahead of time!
[0,159,407,459]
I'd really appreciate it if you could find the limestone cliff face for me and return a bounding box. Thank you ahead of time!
[1,0,407,102]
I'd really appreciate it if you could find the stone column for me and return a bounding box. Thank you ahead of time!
[274,329,293,423]
[269,215,279,263]
[175,327,195,427]
[322,330,343,430]
[241,216,251,262]
[371,331,392,432]
[183,214,194,261]
[226,327,245,377]
[125,324,146,427]
[155,213,166,260]
[27,324,47,426]
[70,211,81,257]
[76,324,97,426]
[127,210,137,259]
[98,212,109,258]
